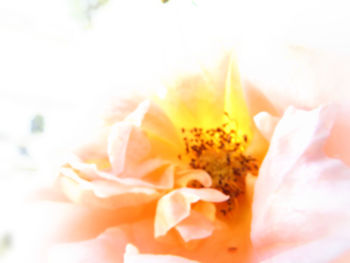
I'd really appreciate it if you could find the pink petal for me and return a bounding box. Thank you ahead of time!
[120,159,175,189]
[108,121,150,176]
[251,105,350,261]
[325,104,350,166]
[175,209,214,242]
[129,100,181,146]
[65,156,106,181]
[48,228,129,263]
[68,155,173,189]
[102,94,146,125]
[243,47,350,166]
[73,127,110,162]
[124,244,200,263]
[45,216,252,263]
[154,188,228,238]
[120,100,181,150]
[259,233,350,263]
[46,221,151,263]
[60,157,178,209]
[107,100,181,187]
[59,168,159,209]
[253,112,279,141]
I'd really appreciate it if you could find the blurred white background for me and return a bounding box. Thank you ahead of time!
[1,0,350,261]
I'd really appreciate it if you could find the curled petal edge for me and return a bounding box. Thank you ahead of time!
[154,188,228,241]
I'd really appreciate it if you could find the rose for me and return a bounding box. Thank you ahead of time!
[11,47,350,263]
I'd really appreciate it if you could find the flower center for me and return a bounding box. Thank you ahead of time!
[178,113,259,216]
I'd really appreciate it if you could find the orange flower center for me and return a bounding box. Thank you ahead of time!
[178,113,259,217]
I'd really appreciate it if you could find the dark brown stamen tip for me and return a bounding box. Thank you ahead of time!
[179,112,259,217]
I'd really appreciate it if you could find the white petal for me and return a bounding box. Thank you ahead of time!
[252,105,350,261]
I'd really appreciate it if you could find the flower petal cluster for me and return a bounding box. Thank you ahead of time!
[52,56,256,262]
[13,53,350,263]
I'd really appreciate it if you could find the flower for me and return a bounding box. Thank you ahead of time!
[13,50,350,263]
[52,54,265,262]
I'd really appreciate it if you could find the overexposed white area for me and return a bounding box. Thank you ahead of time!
[1,0,350,261]
[2,0,350,102]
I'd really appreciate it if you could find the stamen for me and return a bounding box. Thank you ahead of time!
[180,113,259,217]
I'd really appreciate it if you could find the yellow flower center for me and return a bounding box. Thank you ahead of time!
[179,113,259,217]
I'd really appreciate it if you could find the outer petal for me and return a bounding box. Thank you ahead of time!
[259,232,350,263]
[48,228,129,263]
[73,95,147,163]
[11,201,153,263]
[59,100,183,207]
[46,215,254,263]
[59,167,159,209]
[242,46,350,165]
[325,104,350,166]
[124,244,199,263]
[108,121,149,176]
[102,94,147,125]
[107,100,181,182]
[127,100,181,147]
[251,105,350,261]
[253,112,279,142]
